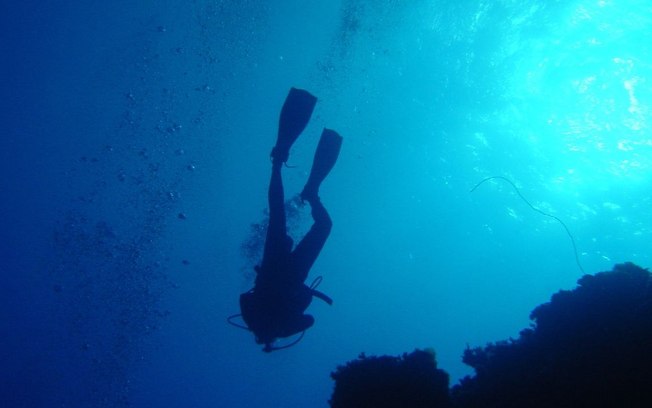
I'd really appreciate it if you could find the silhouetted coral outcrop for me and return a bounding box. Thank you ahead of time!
[452,262,652,408]
[330,349,450,408]
[330,263,652,408]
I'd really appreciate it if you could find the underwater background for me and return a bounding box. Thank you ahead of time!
[2,0,651,406]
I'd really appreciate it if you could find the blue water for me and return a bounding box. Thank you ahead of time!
[2,1,651,406]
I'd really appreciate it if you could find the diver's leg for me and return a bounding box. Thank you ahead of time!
[259,88,316,269]
[260,160,290,273]
[291,129,341,283]
[291,197,332,283]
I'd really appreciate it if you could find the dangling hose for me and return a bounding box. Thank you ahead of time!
[227,314,308,352]
[310,276,323,290]
[309,276,333,305]
[470,175,585,275]
[227,314,250,331]
[264,331,306,352]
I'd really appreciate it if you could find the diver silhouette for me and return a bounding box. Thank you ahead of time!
[235,88,342,352]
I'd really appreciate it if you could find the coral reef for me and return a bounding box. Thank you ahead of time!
[330,262,652,408]
[453,262,652,408]
[330,349,450,408]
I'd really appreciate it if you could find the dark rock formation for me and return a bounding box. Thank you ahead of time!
[330,349,450,408]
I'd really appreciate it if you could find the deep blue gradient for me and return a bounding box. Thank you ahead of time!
[2,1,651,406]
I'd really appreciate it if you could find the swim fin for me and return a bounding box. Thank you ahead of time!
[271,87,318,164]
[301,129,343,201]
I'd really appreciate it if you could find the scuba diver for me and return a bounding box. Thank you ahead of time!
[235,87,342,352]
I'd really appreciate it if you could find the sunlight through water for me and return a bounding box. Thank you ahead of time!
[502,0,652,190]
